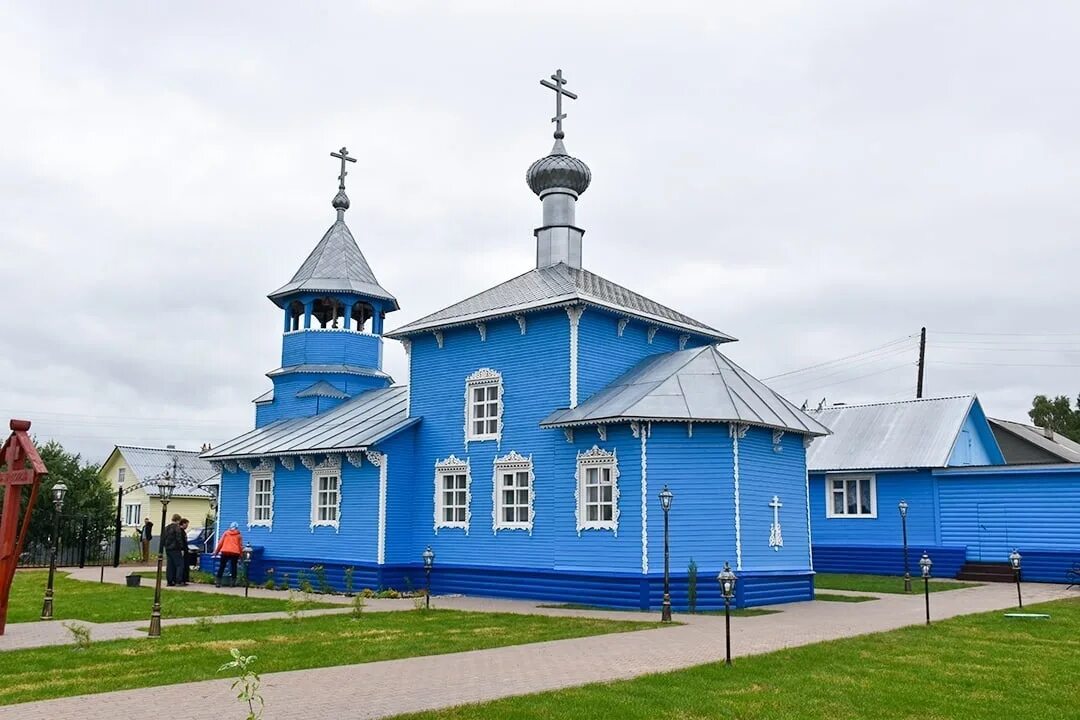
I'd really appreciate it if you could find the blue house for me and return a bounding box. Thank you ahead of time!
[202,77,831,609]
[807,395,1080,583]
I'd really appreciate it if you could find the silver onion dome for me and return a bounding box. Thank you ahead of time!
[526,139,592,196]
[332,189,350,211]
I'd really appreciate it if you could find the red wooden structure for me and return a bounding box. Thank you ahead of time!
[0,420,48,634]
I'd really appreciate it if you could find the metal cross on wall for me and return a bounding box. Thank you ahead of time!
[540,69,578,140]
[331,147,357,190]
[768,495,784,551]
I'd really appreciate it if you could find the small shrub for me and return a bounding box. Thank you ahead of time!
[350,594,366,620]
[191,569,216,585]
[218,648,264,720]
[194,615,215,633]
[263,568,276,591]
[687,558,698,614]
[344,566,355,596]
[312,565,330,594]
[123,550,143,564]
[63,622,91,650]
[412,593,430,612]
[285,591,305,622]
[376,588,401,599]
[277,572,289,591]
[360,587,376,598]
[296,570,313,594]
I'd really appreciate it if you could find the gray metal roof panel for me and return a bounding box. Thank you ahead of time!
[805,396,976,471]
[202,386,412,460]
[295,381,350,400]
[541,346,830,435]
[266,364,392,380]
[386,263,734,342]
[115,446,217,497]
[268,219,398,309]
[987,418,1080,463]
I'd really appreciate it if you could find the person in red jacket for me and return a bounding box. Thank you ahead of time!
[214,522,244,587]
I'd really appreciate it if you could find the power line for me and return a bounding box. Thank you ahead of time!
[930,360,1080,368]
[763,335,915,381]
[932,330,1080,337]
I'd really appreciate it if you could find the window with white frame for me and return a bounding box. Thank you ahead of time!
[310,457,342,529]
[575,446,620,534]
[434,456,470,532]
[118,467,126,485]
[465,369,502,442]
[123,503,141,526]
[826,474,877,518]
[493,451,533,532]
[249,471,274,527]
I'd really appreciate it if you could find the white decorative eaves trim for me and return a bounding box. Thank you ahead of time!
[769,495,784,551]
[647,326,658,344]
[679,334,690,351]
[464,368,503,449]
[309,454,343,532]
[805,454,814,570]
[346,452,364,469]
[804,435,814,450]
[687,421,694,438]
[434,455,471,534]
[492,451,534,534]
[617,317,630,337]
[224,460,238,474]
[567,305,584,409]
[401,338,412,416]
[730,422,743,570]
[300,454,319,471]
[640,428,648,574]
[209,461,224,474]
[563,428,574,444]
[477,322,487,342]
[630,421,640,439]
[238,459,257,473]
[575,445,620,536]
[773,430,785,453]
[433,330,444,349]
[279,456,295,471]
[367,451,388,564]
[597,425,607,442]
[515,314,527,335]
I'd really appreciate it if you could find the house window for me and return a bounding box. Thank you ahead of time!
[826,474,877,518]
[249,471,274,527]
[118,467,126,485]
[123,503,141,526]
[465,369,502,443]
[434,456,470,532]
[309,457,342,530]
[575,446,620,534]
[493,451,533,532]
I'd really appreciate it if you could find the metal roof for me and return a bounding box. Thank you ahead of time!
[295,381,350,400]
[386,263,734,342]
[542,346,830,436]
[805,395,977,471]
[266,364,391,380]
[268,218,398,309]
[114,445,217,498]
[202,385,415,460]
[987,418,1080,463]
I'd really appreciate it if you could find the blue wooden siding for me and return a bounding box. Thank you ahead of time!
[738,428,811,571]
[811,544,966,578]
[936,466,1080,579]
[281,330,382,368]
[947,401,1004,466]
[810,469,940,548]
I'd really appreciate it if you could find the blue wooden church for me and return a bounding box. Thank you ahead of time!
[204,72,830,609]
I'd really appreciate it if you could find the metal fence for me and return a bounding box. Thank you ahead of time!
[17,514,113,569]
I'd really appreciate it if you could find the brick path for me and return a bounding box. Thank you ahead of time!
[2,579,1073,720]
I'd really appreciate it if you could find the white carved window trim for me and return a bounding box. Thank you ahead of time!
[248,470,274,529]
[310,456,342,531]
[123,502,142,526]
[575,446,620,535]
[434,455,471,533]
[464,368,503,445]
[492,451,534,533]
[825,473,877,518]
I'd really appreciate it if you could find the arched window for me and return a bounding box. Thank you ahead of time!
[351,302,374,333]
[288,300,305,332]
[312,297,345,329]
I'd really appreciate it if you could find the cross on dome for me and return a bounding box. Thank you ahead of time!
[330,146,357,214]
[540,68,578,140]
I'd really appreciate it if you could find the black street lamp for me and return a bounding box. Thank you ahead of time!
[919,551,933,625]
[1009,549,1022,608]
[658,485,674,623]
[422,546,435,610]
[898,500,911,593]
[99,537,110,583]
[40,482,67,620]
[242,544,253,599]
[147,476,176,638]
[717,561,737,666]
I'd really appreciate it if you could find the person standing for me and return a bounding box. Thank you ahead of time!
[163,513,184,587]
[214,522,244,587]
[178,518,191,586]
[140,518,154,563]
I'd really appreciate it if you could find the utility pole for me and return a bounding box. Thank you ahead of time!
[916,327,927,398]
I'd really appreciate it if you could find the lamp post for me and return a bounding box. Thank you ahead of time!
[1009,549,1022,608]
[422,546,435,610]
[99,537,110,583]
[242,544,253,599]
[658,485,674,623]
[898,500,911,593]
[717,561,737,666]
[919,551,933,625]
[147,476,176,638]
[40,482,67,620]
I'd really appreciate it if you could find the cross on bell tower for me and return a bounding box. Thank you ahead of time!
[540,69,578,140]
[330,146,358,216]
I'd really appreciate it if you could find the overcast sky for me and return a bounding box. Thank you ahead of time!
[3,1,1079,463]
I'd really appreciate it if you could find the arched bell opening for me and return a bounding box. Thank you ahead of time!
[287,300,305,332]
[312,297,346,329]
[351,302,374,333]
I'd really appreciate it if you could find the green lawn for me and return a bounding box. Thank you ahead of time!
[6,571,335,624]
[396,597,1080,720]
[0,609,659,705]
[814,592,876,603]
[814,572,979,594]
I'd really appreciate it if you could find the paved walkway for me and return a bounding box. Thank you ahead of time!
[3,577,1073,719]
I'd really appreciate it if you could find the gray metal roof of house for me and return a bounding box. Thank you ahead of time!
[805,395,978,471]
[268,218,398,309]
[295,381,350,400]
[987,418,1080,463]
[266,364,391,380]
[202,385,415,460]
[253,389,274,404]
[386,263,734,341]
[542,346,830,436]
[113,445,217,498]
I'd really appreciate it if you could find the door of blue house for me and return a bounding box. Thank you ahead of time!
[976,504,1008,562]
